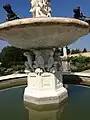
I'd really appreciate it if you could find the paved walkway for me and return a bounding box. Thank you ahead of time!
[0,73,27,81]
[81,69,90,73]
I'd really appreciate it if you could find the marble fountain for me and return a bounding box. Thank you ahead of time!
[0,0,89,108]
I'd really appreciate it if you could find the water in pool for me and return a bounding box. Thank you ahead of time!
[0,85,90,120]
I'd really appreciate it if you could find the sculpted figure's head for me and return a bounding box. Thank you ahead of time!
[3,4,12,13]
[73,6,80,14]
[30,0,36,7]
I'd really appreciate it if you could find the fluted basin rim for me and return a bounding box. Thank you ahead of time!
[0,17,89,29]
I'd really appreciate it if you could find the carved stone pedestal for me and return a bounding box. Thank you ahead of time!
[24,49,68,106]
[24,71,68,105]
[24,100,67,120]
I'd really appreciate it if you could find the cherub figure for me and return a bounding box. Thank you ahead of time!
[47,51,54,71]
[29,0,52,17]
[24,52,34,72]
[34,51,45,71]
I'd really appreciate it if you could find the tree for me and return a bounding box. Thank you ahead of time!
[75,48,80,53]
[83,48,87,53]
[70,55,90,72]
[71,48,80,54]
[0,46,26,67]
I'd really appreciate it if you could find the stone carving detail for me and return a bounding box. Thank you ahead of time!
[53,48,62,71]
[33,50,45,71]
[35,68,43,75]
[47,51,54,71]
[24,49,62,74]
[29,0,52,17]
[24,52,34,72]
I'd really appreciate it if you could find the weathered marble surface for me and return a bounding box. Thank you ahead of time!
[29,0,52,17]
[0,17,89,49]
[24,72,68,105]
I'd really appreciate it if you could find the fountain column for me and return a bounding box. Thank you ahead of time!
[24,0,68,106]
[24,48,68,105]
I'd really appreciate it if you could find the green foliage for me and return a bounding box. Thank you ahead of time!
[0,67,7,76]
[0,46,26,67]
[11,65,25,73]
[83,48,87,53]
[70,55,90,72]
[0,46,27,75]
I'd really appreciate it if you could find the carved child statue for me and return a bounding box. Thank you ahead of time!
[3,4,20,21]
[54,48,62,71]
[47,51,54,71]
[24,52,34,72]
[29,0,52,17]
[34,51,45,71]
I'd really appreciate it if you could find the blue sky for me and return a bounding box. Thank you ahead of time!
[0,0,90,51]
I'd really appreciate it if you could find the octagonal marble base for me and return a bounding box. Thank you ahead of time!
[24,100,67,120]
[24,72,68,106]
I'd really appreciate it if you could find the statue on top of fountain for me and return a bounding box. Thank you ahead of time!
[3,4,20,21]
[73,6,86,20]
[29,0,52,17]
[73,6,90,24]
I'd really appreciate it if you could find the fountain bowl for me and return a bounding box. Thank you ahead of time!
[0,17,89,49]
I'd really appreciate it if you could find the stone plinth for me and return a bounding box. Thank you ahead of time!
[24,101,67,120]
[24,72,68,105]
